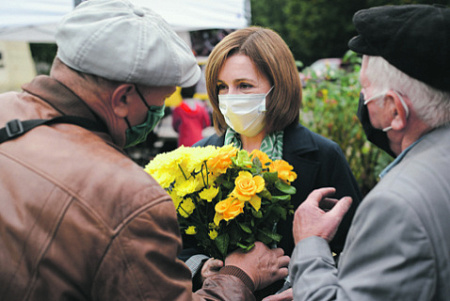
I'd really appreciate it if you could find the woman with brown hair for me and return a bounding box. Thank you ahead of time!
[181,26,362,300]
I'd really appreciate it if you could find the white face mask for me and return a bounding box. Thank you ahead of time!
[218,87,273,137]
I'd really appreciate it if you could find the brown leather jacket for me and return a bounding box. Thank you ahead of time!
[0,76,254,300]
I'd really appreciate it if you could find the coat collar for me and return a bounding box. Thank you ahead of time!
[22,75,99,121]
[283,122,319,155]
[21,75,115,146]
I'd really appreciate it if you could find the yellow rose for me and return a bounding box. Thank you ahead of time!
[214,197,245,225]
[270,160,297,183]
[250,149,272,167]
[215,198,231,214]
[185,226,197,235]
[207,145,237,175]
[232,171,265,201]
[224,199,245,220]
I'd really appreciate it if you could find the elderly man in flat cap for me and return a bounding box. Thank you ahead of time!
[284,4,450,301]
[0,0,290,300]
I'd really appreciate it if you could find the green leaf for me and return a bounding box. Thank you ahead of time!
[234,150,253,168]
[215,233,230,258]
[256,231,272,245]
[221,179,234,190]
[263,172,279,184]
[237,242,255,252]
[216,189,223,202]
[272,206,287,220]
[239,223,253,234]
[259,189,272,200]
[252,157,262,169]
[271,195,291,201]
[275,180,296,194]
[258,229,283,243]
[252,209,263,218]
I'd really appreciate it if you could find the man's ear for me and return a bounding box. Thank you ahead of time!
[111,84,134,117]
[386,91,408,131]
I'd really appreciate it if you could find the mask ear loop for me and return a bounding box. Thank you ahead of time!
[261,86,274,113]
[266,86,274,96]
[123,86,147,133]
[124,117,132,128]
[135,85,151,110]
[393,91,409,118]
[382,91,410,132]
[364,91,386,105]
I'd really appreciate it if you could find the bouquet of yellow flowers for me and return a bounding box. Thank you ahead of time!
[144,145,297,260]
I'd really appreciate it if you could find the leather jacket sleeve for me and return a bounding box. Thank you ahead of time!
[91,198,254,301]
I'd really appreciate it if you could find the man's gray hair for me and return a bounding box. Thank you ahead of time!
[364,55,450,128]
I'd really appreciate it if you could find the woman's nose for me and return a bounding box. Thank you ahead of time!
[226,87,240,95]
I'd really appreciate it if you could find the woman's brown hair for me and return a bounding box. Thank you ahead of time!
[205,26,302,135]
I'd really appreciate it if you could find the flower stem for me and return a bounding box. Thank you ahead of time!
[178,164,188,180]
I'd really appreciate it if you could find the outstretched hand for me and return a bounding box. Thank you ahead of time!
[201,258,223,281]
[225,242,290,291]
[293,187,352,244]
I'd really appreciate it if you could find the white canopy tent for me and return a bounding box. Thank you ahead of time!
[0,0,251,43]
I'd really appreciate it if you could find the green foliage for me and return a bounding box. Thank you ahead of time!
[250,0,366,65]
[29,43,57,75]
[29,43,57,64]
[250,0,450,65]
[300,51,391,195]
[285,0,365,65]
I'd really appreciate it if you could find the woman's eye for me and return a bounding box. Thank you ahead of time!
[240,83,253,89]
[217,84,227,91]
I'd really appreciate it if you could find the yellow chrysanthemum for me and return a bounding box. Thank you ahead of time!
[174,176,201,197]
[208,229,218,240]
[187,145,219,171]
[270,160,297,183]
[199,186,219,202]
[232,171,265,201]
[169,191,183,210]
[145,150,186,188]
[178,197,195,218]
[185,226,197,235]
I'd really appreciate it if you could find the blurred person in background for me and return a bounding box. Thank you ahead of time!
[172,85,211,147]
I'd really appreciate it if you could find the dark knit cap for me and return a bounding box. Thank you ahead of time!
[348,4,450,92]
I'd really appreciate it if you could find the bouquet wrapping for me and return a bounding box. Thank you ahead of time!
[145,145,296,260]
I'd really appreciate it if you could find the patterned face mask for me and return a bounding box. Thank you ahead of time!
[124,86,165,148]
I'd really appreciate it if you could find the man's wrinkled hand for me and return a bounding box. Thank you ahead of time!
[293,187,352,244]
[225,242,290,291]
[201,258,223,281]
